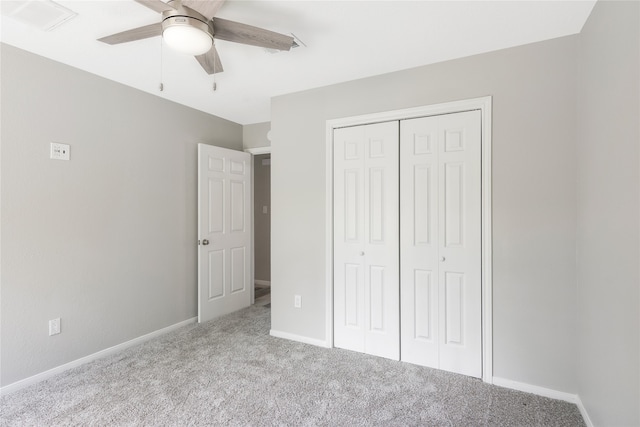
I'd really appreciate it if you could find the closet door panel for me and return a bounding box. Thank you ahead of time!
[363,122,399,360]
[334,126,366,353]
[400,116,439,367]
[334,121,399,360]
[437,110,482,378]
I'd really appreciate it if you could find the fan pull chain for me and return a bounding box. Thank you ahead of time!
[212,43,217,92]
[159,38,164,92]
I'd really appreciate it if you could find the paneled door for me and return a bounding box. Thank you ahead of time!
[198,144,252,323]
[400,110,482,378]
[333,121,400,360]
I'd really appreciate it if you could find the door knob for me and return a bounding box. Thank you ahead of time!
[360,251,365,256]
[202,239,210,246]
[440,256,445,262]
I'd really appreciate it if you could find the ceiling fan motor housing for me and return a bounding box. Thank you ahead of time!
[161,6,214,37]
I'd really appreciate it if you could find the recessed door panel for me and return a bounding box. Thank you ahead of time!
[208,250,225,300]
[369,168,385,244]
[369,266,385,331]
[345,264,360,327]
[230,160,245,175]
[444,162,464,248]
[444,272,464,345]
[209,155,224,172]
[413,164,433,246]
[230,180,245,233]
[444,129,465,152]
[344,140,360,160]
[414,133,433,155]
[208,178,224,234]
[230,247,246,293]
[369,138,385,158]
[345,170,360,242]
[414,269,433,341]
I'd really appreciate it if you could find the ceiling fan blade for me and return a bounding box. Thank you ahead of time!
[196,45,224,74]
[182,0,225,20]
[212,17,294,51]
[134,0,175,14]
[98,23,163,45]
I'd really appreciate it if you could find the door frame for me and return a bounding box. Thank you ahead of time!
[324,96,493,383]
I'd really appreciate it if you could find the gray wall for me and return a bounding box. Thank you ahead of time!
[253,154,271,282]
[243,122,271,150]
[0,44,242,386]
[271,36,579,393]
[576,1,639,425]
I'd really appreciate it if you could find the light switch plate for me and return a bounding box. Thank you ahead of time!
[50,142,70,160]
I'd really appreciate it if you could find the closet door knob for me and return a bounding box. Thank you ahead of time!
[202,239,210,246]
[360,251,365,256]
[440,256,445,262]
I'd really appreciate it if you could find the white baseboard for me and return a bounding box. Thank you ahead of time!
[575,395,594,427]
[255,280,271,287]
[491,377,595,426]
[270,329,330,348]
[492,377,578,403]
[0,317,197,396]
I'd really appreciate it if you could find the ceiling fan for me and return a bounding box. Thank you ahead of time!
[97,0,294,75]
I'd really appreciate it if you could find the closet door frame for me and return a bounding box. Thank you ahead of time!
[324,96,494,384]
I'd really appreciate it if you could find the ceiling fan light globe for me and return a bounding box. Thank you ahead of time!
[163,25,212,56]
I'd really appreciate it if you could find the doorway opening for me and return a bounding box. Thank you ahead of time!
[253,153,271,308]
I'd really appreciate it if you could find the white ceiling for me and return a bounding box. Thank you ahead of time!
[0,0,596,125]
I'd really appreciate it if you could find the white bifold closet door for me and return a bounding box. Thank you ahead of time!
[333,121,400,360]
[400,110,482,378]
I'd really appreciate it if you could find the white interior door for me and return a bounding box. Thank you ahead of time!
[400,110,482,378]
[333,121,400,360]
[198,144,252,323]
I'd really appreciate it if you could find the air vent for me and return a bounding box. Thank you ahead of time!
[1,0,77,31]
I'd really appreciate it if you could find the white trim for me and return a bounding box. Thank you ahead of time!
[575,395,595,427]
[479,96,493,383]
[324,96,493,382]
[270,329,331,348]
[325,121,335,349]
[493,376,595,426]
[492,377,579,404]
[244,146,271,155]
[250,156,255,304]
[0,317,197,396]
[255,280,271,287]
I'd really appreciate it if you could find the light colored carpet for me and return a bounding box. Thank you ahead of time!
[1,305,584,426]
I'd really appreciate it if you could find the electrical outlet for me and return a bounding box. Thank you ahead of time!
[49,318,61,336]
[294,295,302,308]
[50,142,70,160]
